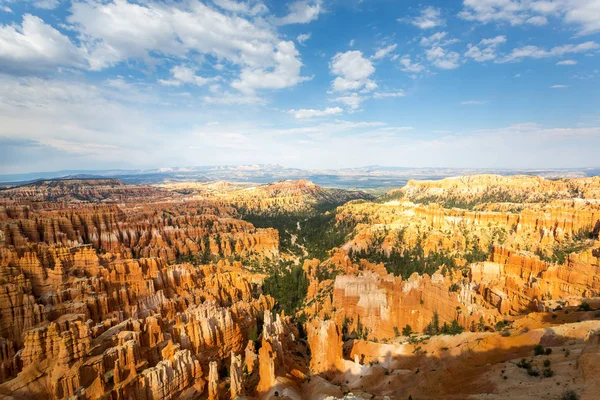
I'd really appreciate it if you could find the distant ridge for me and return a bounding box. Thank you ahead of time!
[1,165,599,190]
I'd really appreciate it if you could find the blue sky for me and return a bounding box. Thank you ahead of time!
[0,0,599,173]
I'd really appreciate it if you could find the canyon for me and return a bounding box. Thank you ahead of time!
[0,175,599,399]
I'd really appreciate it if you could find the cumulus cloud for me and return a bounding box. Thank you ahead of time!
[498,41,598,63]
[231,41,309,93]
[406,6,445,29]
[426,46,461,69]
[399,55,425,73]
[465,35,507,62]
[0,14,87,73]
[331,93,366,110]
[275,0,322,25]
[66,0,309,94]
[372,43,397,60]
[459,0,600,35]
[288,107,343,119]
[419,31,459,47]
[330,51,377,92]
[159,65,217,87]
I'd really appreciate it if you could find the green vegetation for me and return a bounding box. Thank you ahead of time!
[402,324,413,336]
[559,390,580,400]
[242,204,357,260]
[534,344,545,356]
[378,188,535,210]
[349,232,458,279]
[578,302,591,312]
[262,264,309,315]
[533,344,552,356]
[423,312,464,336]
[536,230,594,265]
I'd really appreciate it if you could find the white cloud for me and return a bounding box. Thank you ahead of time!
[203,91,264,105]
[212,0,268,15]
[550,84,568,88]
[349,39,355,47]
[32,0,60,9]
[289,107,343,119]
[372,91,405,99]
[420,31,447,47]
[159,65,217,87]
[465,35,506,62]
[557,59,577,65]
[0,14,87,73]
[459,0,600,35]
[275,0,322,25]
[461,100,486,105]
[1,0,62,10]
[406,6,445,29]
[498,41,598,62]
[231,41,309,93]
[426,46,461,69]
[332,93,366,110]
[67,0,308,94]
[297,32,311,45]
[527,15,548,25]
[372,43,397,60]
[330,51,377,92]
[564,0,600,35]
[0,76,162,169]
[399,55,425,73]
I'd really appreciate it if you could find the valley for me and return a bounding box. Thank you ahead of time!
[0,175,599,400]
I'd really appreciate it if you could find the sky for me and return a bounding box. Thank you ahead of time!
[0,0,599,174]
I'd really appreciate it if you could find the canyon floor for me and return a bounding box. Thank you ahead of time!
[0,175,599,400]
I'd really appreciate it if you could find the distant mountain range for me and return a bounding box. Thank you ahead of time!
[2,165,599,190]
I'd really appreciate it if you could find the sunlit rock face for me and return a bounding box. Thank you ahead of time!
[0,176,599,399]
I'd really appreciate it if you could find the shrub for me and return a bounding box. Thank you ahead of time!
[517,359,531,369]
[527,368,540,377]
[534,344,545,356]
[402,324,413,336]
[495,320,508,331]
[543,359,551,367]
[559,389,580,400]
[543,368,554,378]
[501,329,511,337]
[578,302,591,312]
[546,348,553,355]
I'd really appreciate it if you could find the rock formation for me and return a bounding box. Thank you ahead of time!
[230,352,243,399]
[0,175,599,399]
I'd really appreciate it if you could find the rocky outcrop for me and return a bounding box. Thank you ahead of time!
[0,179,166,203]
[391,174,600,206]
[208,360,218,400]
[230,352,243,399]
[307,319,343,376]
